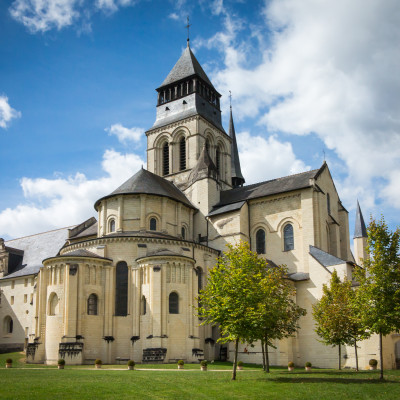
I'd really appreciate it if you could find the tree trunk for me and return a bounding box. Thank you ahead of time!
[264,335,270,373]
[338,344,341,370]
[261,339,266,371]
[232,338,239,381]
[354,340,359,372]
[379,332,384,380]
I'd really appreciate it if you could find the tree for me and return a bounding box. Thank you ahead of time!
[312,270,368,371]
[197,241,306,378]
[354,216,400,379]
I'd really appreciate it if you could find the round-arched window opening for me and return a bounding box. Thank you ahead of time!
[256,229,266,254]
[3,316,13,334]
[179,137,186,171]
[284,224,294,251]
[169,292,179,314]
[48,292,59,316]
[150,218,157,231]
[181,226,186,240]
[109,219,116,233]
[88,294,98,315]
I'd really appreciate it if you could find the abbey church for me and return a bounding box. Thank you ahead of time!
[1,41,399,368]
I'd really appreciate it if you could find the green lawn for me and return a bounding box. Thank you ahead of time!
[1,352,399,399]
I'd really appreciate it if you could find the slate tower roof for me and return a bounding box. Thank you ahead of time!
[229,107,245,188]
[354,200,367,238]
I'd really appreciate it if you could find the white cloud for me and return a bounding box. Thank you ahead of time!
[106,123,144,144]
[95,0,137,13]
[0,95,21,129]
[168,12,179,21]
[0,149,144,238]
[9,0,79,33]
[237,131,309,184]
[201,0,400,211]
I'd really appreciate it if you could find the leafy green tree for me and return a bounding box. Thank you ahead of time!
[312,270,368,370]
[197,241,306,378]
[354,216,400,379]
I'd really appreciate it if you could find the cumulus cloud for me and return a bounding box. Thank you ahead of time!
[9,0,139,33]
[9,0,79,33]
[237,131,309,184]
[202,0,400,211]
[0,95,21,129]
[0,149,144,238]
[106,123,144,144]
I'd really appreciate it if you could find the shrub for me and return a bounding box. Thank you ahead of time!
[305,362,312,367]
[200,360,207,367]
[177,360,184,366]
[369,359,378,367]
[288,361,295,368]
[127,360,135,367]
[237,361,244,367]
[58,359,65,366]
[95,359,102,365]
[6,358,12,364]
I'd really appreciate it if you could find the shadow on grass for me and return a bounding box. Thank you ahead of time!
[270,376,399,384]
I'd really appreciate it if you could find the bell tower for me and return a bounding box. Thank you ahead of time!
[145,40,233,191]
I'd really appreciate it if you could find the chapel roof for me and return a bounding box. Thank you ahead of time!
[1,227,71,280]
[309,245,347,267]
[158,44,216,91]
[94,168,195,210]
[229,107,245,186]
[213,167,320,209]
[354,200,367,238]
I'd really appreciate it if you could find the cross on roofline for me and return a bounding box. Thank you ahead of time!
[185,16,191,45]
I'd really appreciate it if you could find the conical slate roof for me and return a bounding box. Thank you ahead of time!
[354,200,367,238]
[159,44,216,90]
[94,168,195,210]
[229,107,245,186]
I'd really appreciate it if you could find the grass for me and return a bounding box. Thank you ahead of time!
[1,352,399,399]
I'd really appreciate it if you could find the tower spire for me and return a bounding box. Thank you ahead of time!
[354,200,367,238]
[229,96,245,188]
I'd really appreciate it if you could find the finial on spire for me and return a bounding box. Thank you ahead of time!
[186,16,191,47]
[229,90,232,109]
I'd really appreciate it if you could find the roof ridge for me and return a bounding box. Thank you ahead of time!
[5,226,75,243]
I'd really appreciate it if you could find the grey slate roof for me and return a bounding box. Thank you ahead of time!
[47,249,111,261]
[159,45,215,90]
[94,168,195,210]
[208,201,246,217]
[288,272,310,281]
[137,248,194,261]
[309,245,346,267]
[229,108,245,184]
[354,200,367,238]
[217,168,319,207]
[1,227,71,280]
[69,221,98,239]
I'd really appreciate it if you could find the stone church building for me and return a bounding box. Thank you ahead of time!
[1,41,399,368]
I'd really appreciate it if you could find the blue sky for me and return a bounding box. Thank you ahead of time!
[0,0,399,240]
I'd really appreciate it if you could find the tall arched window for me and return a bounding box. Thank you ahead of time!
[48,292,59,316]
[150,218,157,231]
[256,229,266,254]
[141,295,147,315]
[197,267,203,293]
[109,219,116,233]
[205,139,210,153]
[162,142,169,176]
[87,294,98,315]
[327,193,331,215]
[169,292,179,314]
[216,147,221,175]
[179,137,186,171]
[115,262,128,316]
[181,226,186,239]
[284,224,294,251]
[3,316,13,334]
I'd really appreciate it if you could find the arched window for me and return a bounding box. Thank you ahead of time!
[3,316,13,334]
[179,137,186,171]
[197,267,203,293]
[109,219,116,233]
[162,142,169,176]
[150,218,157,231]
[48,292,59,316]
[181,226,186,239]
[327,193,331,215]
[115,262,128,316]
[87,294,98,315]
[284,224,294,251]
[205,139,210,154]
[141,296,147,315]
[216,147,221,175]
[169,292,179,314]
[256,229,266,254]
